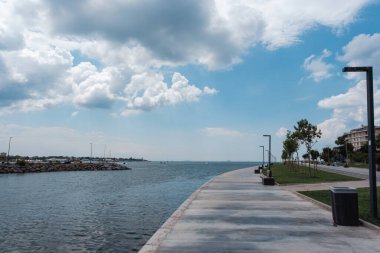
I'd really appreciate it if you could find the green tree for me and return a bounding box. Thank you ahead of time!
[335,135,346,146]
[358,143,369,153]
[310,149,319,170]
[310,150,319,161]
[282,131,299,166]
[334,134,353,161]
[321,147,332,164]
[281,150,288,163]
[293,119,322,176]
[376,133,380,150]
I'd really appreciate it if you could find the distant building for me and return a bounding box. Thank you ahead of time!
[0,152,6,160]
[345,125,380,151]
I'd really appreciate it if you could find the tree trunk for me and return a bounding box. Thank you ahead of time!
[296,152,300,173]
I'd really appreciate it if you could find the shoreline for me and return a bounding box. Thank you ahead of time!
[0,162,131,174]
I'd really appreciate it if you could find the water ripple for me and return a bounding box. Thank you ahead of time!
[0,161,255,252]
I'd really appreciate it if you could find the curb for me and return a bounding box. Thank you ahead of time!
[294,191,380,234]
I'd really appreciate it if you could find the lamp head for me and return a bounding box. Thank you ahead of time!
[342,66,371,72]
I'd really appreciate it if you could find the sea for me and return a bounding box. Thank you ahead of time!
[0,161,257,252]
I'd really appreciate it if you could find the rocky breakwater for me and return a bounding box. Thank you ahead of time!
[0,162,131,174]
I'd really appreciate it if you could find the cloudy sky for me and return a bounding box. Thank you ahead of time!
[1,0,380,161]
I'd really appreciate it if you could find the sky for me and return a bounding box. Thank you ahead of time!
[1,0,380,161]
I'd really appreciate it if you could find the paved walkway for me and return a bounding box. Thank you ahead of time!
[139,167,380,253]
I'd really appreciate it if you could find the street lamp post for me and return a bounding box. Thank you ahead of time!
[90,142,93,163]
[343,66,377,219]
[104,145,107,162]
[6,137,13,164]
[259,145,264,169]
[326,145,330,165]
[263,134,272,174]
[345,139,349,167]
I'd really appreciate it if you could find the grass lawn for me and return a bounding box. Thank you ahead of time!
[299,187,380,226]
[270,163,362,185]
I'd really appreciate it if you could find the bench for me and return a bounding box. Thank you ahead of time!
[260,174,275,185]
[254,168,261,174]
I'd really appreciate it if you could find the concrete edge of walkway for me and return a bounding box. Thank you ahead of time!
[138,176,217,253]
[294,191,380,234]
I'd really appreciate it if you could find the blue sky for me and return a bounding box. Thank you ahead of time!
[1,0,380,161]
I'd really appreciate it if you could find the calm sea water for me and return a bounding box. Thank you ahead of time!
[0,161,257,253]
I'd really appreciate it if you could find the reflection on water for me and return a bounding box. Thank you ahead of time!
[0,161,256,252]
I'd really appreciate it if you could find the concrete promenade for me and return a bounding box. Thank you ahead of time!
[139,167,380,253]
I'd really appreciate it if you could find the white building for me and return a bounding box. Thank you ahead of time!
[345,125,380,151]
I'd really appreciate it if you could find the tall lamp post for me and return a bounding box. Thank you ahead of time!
[90,142,93,163]
[259,145,264,169]
[326,145,330,165]
[6,136,13,164]
[263,134,272,173]
[343,66,377,219]
[345,139,349,167]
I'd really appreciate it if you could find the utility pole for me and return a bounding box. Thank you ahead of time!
[90,142,93,163]
[6,137,13,164]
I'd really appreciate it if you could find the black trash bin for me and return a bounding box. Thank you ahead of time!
[329,187,359,226]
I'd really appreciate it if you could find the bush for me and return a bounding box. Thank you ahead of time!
[16,159,26,166]
[351,152,368,163]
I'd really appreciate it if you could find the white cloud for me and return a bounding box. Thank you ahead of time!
[303,49,334,82]
[202,127,244,137]
[276,127,288,138]
[318,79,367,109]
[318,118,347,141]
[70,63,124,109]
[339,33,380,80]
[0,0,374,115]
[216,0,372,50]
[317,33,380,140]
[318,79,380,125]
[122,72,216,114]
[203,86,218,95]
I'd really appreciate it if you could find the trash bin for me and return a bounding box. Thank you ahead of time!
[329,187,359,226]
